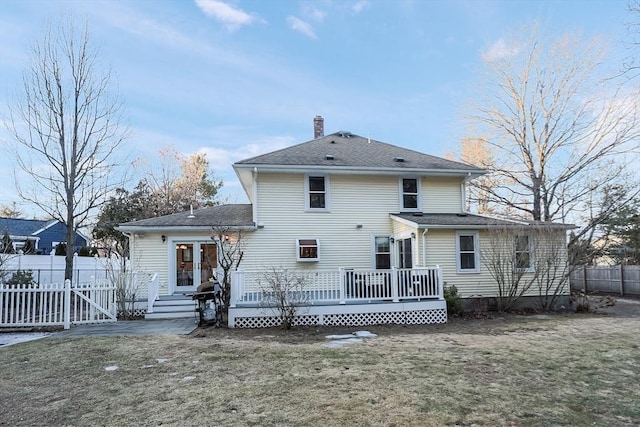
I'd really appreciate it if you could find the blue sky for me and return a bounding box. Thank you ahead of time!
[0,0,633,218]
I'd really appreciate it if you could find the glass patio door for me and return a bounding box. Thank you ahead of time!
[175,242,217,292]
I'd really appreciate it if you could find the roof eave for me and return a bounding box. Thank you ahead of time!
[117,224,257,233]
[233,163,486,177]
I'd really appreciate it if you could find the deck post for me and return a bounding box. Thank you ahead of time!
[391,267,399,302]
[436,265,444,300]
[338,268,346,304]
[230,269,243,308]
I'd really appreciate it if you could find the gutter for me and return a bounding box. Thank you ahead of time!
[235,164,486,178]
[461,172,472,211]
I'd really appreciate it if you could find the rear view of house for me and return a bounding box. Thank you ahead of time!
[119,117,572,327]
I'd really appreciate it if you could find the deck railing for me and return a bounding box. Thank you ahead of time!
[230,266,443,307]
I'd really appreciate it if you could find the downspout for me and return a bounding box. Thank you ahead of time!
[422,228,428,266]
[252,167,259,227]
[461,172,472,212]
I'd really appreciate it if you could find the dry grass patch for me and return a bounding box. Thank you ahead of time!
[1,314,639,426]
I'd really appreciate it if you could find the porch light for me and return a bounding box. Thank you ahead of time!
[411,232,416,239]
[161,235,166,243]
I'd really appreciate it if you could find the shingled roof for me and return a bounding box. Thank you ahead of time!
[391,213,574,229]
[118,204,254,230]
[235,131,484,174]
[0,217,55,237]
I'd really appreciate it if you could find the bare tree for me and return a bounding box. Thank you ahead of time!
[141,147,222,216]
[8,19,129,281]
[0,203,23,219]
[621,0,640,80]
[481,225,538,312]
[465,24,640,235]
[210,226,244,312]
[530,226,572,311]
[258,267,310,330]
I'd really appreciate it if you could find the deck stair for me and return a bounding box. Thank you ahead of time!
[145,294,198,320]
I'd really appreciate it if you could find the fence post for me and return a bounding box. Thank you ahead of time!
[64,279,71,329]
[50,250,55,284]
[73,252,79,286]
[620,264,625,296]
[583,265,587,293]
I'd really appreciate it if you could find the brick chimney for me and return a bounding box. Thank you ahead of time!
[313,115,324,139]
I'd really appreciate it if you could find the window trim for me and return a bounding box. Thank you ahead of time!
[304,174,330,212]
[455,230,480,273]
[296,238,320,262]
[514,234,535,273]
[399,177,421,212]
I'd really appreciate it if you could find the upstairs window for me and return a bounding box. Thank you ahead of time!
[515,235,533,271]
[456,231,480,273]
[306,175,330,211]
[297,239,319,262]
[400,178,420,211]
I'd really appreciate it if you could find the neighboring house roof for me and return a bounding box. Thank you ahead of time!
[0,217,55,238]
[235,131,485,174]
[118,204,254,231]
[391,212,575,229]
[0,217,90,243]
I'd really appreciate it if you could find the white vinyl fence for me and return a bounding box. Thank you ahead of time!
[0,279,117,329]
[570,265,640,296]
[0,252,125,285]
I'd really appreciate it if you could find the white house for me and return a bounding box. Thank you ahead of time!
[118,117,572,327]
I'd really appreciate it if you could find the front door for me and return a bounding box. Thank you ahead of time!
[174,241,217,292]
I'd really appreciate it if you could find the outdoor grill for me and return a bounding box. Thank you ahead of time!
[192,280,223,327]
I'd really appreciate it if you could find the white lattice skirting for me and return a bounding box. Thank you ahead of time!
[229,301,447,328]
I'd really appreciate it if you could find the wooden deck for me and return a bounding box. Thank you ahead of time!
[228,267,447,328]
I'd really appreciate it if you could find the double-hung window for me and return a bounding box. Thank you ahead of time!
[400,178,420,211]
[515,235,533,271]
[297,239,319,262]
[374,236,391,269]
[456,231,480,273]
[306,175,329,211]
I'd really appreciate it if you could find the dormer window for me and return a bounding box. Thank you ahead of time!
[400,177,420,211]
[305,175,330,211]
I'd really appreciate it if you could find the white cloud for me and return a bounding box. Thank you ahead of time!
[194,0,262,30]
[286,16,317,39]
[481,38,520,62]
[351,0,369,14]
[302,4,326,23]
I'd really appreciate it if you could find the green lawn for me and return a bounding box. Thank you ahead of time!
[1,313,638,426]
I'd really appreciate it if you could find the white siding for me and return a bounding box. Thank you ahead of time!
[130,233,169,296]
[424,229,570,298]
[242,173,398,272]
[422,176,463,213]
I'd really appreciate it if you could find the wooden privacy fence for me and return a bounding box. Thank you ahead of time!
[570,265,640,296]
[0,279,116,329]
